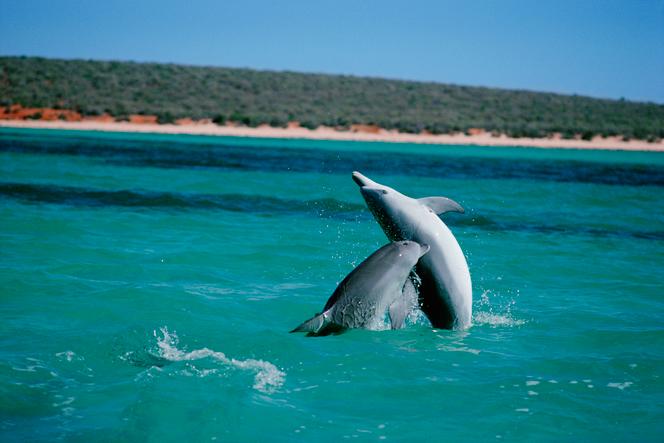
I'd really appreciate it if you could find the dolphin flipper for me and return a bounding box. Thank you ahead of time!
[389,299,408,330]
[290,311,330,334]
[418,197,464,214]
[389,279,419,329]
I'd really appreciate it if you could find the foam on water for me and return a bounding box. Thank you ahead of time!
[55,350,82,362]
[607,382,633,390]
[154,327,285,393]
[360,286,523,331]
[472,312,525,327]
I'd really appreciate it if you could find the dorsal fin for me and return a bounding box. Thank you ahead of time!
[418,197,464,214]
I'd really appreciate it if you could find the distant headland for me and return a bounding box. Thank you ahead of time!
[1,56,662,151]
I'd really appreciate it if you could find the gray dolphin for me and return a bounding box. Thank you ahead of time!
[352,171,472,330]
[291,241,430,336]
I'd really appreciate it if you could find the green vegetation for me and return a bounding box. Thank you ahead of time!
[1,56,663,140]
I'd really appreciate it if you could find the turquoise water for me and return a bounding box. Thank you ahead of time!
[1,128,663,442]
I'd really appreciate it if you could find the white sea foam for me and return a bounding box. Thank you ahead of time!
[369,314,392,331]
[154,327,285,393]
[473,311,525,327]
[55,350,82,362]
[607,382,633,390]
[406,307,430,327]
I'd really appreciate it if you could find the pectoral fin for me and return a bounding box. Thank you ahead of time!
[389,279,419,330]
[418,197,464,214]
[290,310,330,334]
[389,298,408,330]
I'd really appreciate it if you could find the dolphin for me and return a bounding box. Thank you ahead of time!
[291,241,430,336]
[352,171,472,330]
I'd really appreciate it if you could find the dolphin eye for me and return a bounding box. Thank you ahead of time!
[381,189,388,195]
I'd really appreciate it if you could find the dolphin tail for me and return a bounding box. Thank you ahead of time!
[290,311,330,334]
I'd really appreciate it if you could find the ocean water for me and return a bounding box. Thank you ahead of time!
[1,127,662,442]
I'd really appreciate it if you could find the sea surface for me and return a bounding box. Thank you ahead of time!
[1,128,662,442]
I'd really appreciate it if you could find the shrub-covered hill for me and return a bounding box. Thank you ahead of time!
[1,56,662,140]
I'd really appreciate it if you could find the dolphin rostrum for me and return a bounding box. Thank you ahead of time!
[352,171,472,330]
[291,241,430,336]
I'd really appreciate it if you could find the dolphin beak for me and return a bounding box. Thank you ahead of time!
[352,171,379,188]
[419,243,431,257]
[359,186,384,202]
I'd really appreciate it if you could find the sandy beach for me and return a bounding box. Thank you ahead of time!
[1,119,662,152]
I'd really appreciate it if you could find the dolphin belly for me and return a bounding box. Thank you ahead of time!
[415,263,455,329]
[400,221,472,329]
[416,249,472,329]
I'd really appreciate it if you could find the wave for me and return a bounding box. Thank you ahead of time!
[2,181,662,241]
[153,327,285,393]
[2,136,663,187]
[0,182,366,221]
[455,214,664,241]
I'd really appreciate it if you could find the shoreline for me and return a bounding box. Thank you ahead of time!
[1,119,663,152]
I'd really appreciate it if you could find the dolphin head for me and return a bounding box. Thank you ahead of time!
[352,171,416,240]
[395,240,430,265]
[400,240,430,258]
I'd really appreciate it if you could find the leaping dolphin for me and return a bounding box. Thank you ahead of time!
[291,241,430,336]
[352,171,472,330]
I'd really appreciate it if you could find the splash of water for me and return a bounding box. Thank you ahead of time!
[472,289,525,327]
[154,327,285,393]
